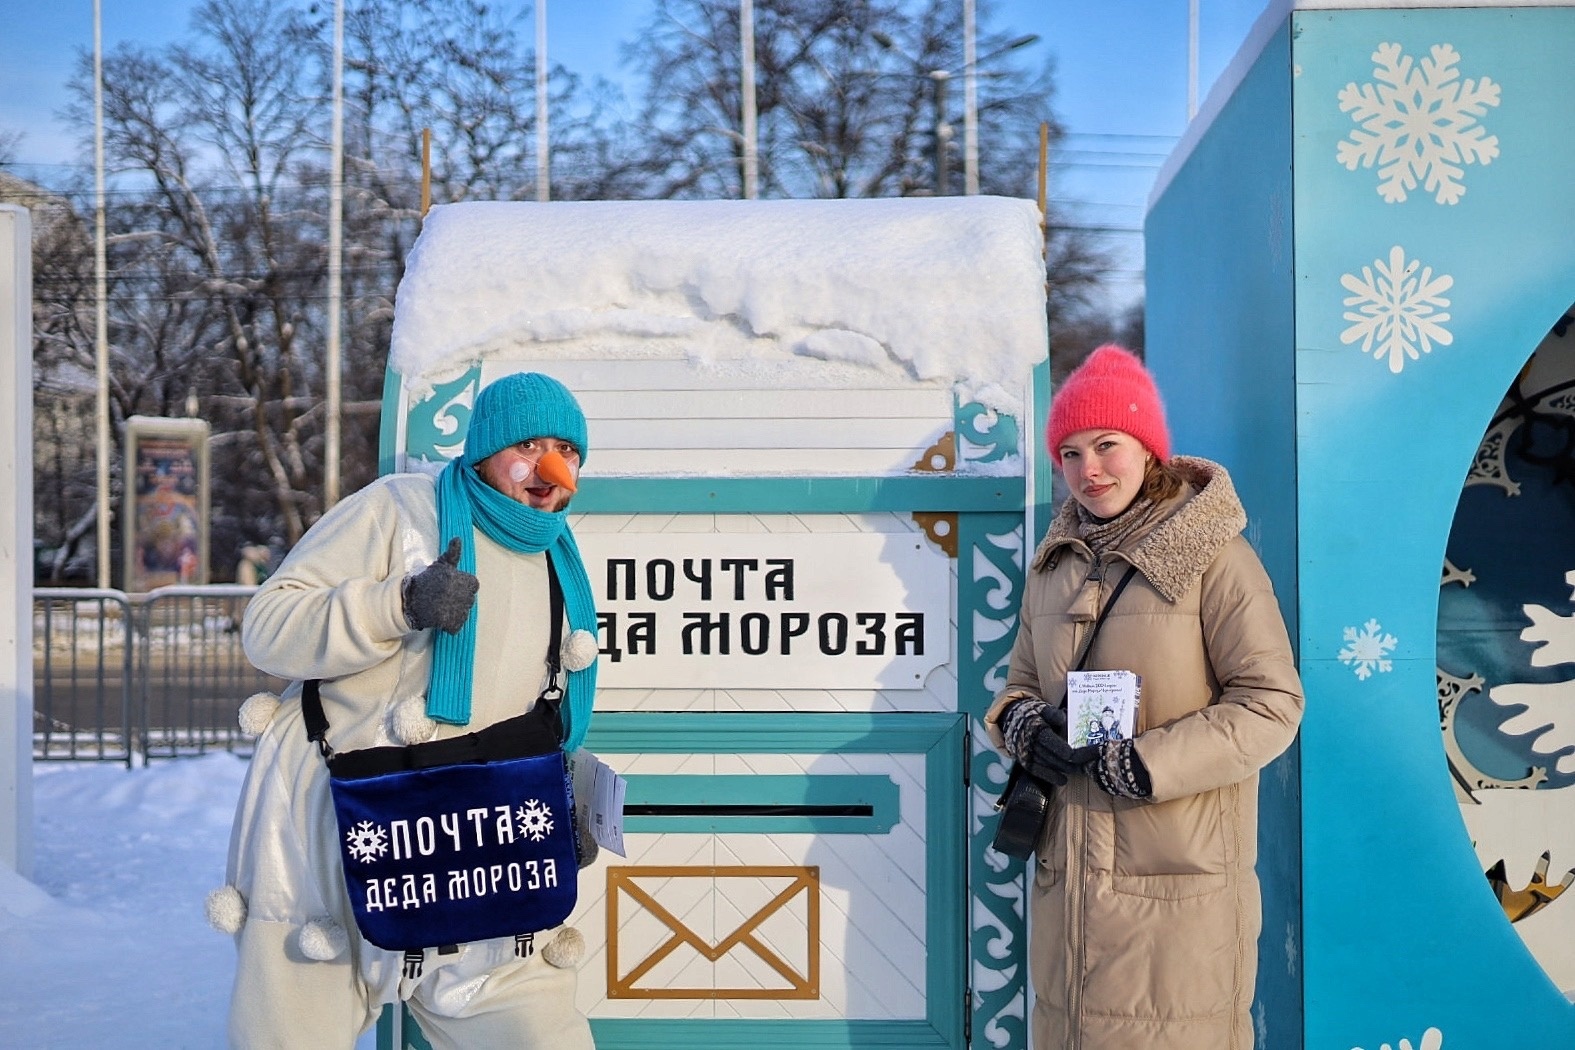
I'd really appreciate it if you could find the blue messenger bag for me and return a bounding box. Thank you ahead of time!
[303,557,580,956]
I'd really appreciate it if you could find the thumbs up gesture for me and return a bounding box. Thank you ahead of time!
[402,537,480,634]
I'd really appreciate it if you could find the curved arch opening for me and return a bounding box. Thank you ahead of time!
[1438,301,1575,999]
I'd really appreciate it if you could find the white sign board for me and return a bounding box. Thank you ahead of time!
[576,533,950,691]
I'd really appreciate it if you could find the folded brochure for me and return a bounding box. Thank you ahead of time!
[1066,669,1141,747]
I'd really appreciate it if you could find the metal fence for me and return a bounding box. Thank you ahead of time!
[33,585,288,765]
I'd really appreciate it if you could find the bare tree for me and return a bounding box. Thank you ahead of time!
[43,0,626,577]
[26,0,1130,581]
[626,0,1111,333]
[627,0,1063,198]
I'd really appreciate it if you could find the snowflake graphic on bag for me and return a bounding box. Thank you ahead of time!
[345,820,388,864]
[1337,42,1500,205]
[516,799,555,842]
[1340,246,1453,375]
[1339,619,1398,680]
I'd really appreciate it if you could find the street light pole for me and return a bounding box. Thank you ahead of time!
[93,0,110,588]
[536,0,549,202]
[875,29,1038,198]
[1188,0,1200,119]
[963,0,978,195]
[930,71,950,196]
[325,0,344,509]
[740,0,758,199]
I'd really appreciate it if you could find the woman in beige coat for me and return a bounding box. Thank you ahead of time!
[985,345,1303,1050]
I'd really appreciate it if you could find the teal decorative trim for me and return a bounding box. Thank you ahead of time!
[1032,357,1055,545]
[585,711,961,755]
[570,475,1023,514]
[402,365,482,470]
[397,1005,432,1049]
[959,512,1030,1049]
[924,716,968,1047]
[623,774,900,835]
[956,400,1021,465]
[377,369,401,477]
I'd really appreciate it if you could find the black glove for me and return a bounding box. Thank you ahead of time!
[402,538,479,634]
[1021,705,1100,787]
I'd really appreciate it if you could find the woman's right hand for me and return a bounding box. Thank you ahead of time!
[1008,702,1096,783]
[1023,706,1100,785]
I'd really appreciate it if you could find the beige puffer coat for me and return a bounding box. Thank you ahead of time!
[985,457,1303,1050]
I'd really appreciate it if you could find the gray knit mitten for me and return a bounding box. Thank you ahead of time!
[402,538,479,634]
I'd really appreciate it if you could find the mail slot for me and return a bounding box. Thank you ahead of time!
[626,804,873,817]
[621,774,897,835]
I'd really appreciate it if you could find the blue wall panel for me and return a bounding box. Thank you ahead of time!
[1290,8,1575,1047]
[1145,21,1303,1050]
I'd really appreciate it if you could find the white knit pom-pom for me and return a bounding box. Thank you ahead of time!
[561,629,599,673]
[204,885,247,934]
[298,917,349,961]
[542,925,585,969]
[237,692,281,735]
[391,696,438,745]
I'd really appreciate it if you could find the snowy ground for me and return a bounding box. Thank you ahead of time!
[0,754,380,1049]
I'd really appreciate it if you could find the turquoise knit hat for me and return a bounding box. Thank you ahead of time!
[461,372,589,465]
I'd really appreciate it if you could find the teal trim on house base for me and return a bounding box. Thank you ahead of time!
[570,475,1023,514]
[590,1018,960,1048]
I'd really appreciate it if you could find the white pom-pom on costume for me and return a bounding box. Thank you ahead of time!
[237,692,281,735]
[205,885,247,934]
[561,630,599,672]
[391,696,439,745]
[298,918,349,961]
[542,925,585,969]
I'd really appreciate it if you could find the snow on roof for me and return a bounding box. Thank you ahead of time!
[389,196,1048,415]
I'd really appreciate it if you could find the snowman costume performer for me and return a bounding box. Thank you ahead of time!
[210,372,601,1049]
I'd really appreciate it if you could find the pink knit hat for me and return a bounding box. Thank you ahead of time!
[1047,344,1170,464]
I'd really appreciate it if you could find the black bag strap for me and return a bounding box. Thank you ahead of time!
[1068,563,1140,676]
[304,549,568,763]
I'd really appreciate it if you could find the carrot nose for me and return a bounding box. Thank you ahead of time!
[536,448,578,493]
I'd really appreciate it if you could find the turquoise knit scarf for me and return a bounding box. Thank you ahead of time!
[428,459,598,751]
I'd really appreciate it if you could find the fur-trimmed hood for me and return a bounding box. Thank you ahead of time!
[1031,455,1249,603]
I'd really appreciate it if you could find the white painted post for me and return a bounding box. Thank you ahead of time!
[0,205,35,877]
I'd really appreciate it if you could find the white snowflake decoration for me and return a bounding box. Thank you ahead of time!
[516,799,555,842]
[1337,42,1500,205]
[345,820,388,864]
[1352,1025,1444,1050]
[1339,619,1398,680]
[1340,246,1453,375]
[1489,570,1575,774]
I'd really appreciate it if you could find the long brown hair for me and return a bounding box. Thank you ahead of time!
[1139,456,1186,504]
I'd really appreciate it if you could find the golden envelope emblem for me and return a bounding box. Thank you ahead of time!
[606,865,820,1000]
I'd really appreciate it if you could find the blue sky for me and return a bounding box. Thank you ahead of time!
[0,0,1274,310]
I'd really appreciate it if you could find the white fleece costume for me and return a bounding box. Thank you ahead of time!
[224,472,594,1050]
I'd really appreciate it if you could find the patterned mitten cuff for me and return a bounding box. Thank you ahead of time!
[1090,739,1153,799]
[1000,696,1049,761]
